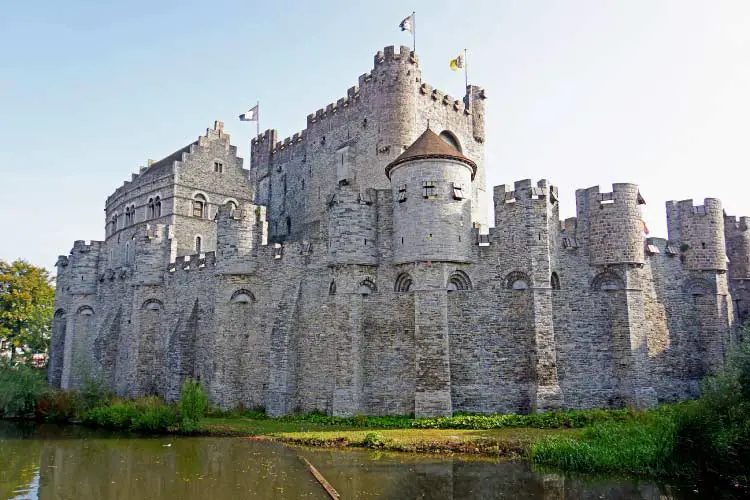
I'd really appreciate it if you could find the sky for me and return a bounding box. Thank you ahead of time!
[1,0,748,273]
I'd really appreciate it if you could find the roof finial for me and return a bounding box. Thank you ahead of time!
[426,119,431,130]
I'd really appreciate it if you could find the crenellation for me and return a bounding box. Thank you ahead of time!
[53,43,738,418]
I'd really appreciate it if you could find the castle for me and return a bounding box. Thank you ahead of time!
[49,45,750,417]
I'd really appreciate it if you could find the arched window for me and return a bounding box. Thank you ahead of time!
[154,197,161,218]
[506,271,531,290]
[195,236,202,253]
[447,270,472,291]
[395,272,413,292]
[682,277,714,296]
[551,272,561,290]
[193,194,207,218]
[329,280,337,295]
[148,198,154,219]
[356,279,377,296]
[226,200,237,214]
[591,271,625,291]
[142,299,164,311]
[439,130,462,152]
[125,207,131,226]
[230,289,256,304]
[77,305,94,316]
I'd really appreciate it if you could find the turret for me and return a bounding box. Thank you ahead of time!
[666,199,726,271]
[327,185,378,265]
[133,223,175,285]
[216,202,268,274]
[724,215,750,279]
[576,184,645,266]
[386,128,475,265]
[250,129,277,170]
[493,179,559,285]
[66,240,103,295]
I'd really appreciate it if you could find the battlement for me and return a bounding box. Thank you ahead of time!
[494,179,557,208]
[724,214,750,232]
[168,251,217,272]
[374,45,416,67]
[71,240,104,254]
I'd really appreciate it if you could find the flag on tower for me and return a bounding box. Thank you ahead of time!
[239,104,258,121]
[449,53,465,71]
[399,13,413,33]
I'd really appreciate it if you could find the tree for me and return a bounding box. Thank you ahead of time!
[0,260,55,364]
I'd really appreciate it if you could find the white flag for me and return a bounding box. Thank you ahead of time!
[399,14,413,33]
[239,104,258,121]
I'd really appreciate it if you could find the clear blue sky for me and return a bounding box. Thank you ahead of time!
[1,0,748,272]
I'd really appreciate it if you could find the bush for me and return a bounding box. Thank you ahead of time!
[36,390,80,422]
[361,432,388,448]
[81,396,177,432]
[178,378,208,432]
[131,397,177,432]
[78,375,113,413]
[0,361,48,418]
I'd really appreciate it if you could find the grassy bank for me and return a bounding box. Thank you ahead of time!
[2,338,749,491]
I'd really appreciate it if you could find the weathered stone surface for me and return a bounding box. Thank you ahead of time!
[50,46,745,418]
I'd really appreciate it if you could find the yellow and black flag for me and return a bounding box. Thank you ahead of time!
[449,53,464,71]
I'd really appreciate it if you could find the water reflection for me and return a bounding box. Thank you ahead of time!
[0,422,698,499]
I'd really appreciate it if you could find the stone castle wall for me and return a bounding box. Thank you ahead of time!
[49,46,747,418]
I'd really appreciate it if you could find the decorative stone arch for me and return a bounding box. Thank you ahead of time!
[439,130,462,152]
[591,270,625,291]
[77,305,94,316]
[230,288,256,304]
[142,298,164,311]
[551,272,561,290]
[505,271,531,290]
[394,272,414,292]
[356,278,377,296]
[54,308,66,319]
[682,277,716,296]
[224,198,239,213]
[447,270,472,291]
[192,191,210,218]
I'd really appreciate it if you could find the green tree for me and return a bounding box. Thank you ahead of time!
[0,260,55,364]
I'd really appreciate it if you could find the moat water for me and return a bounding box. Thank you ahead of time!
[0,422,719,499]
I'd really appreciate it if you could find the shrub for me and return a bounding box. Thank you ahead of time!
[361,432,388,448]
[36,390,80,422]
[81,396,176,432]
[78,375,112,413]
[131,398,177,432]
[0,361,48,418]
[178,378,208,432]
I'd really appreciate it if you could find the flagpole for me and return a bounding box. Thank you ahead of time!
[256,100,260,137]
[412,11,416,54]
[464,48,468,89]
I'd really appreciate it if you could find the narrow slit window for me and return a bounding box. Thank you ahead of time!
[398,184,407,203]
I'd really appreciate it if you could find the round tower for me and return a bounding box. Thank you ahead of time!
[386,128,475,265]
[724,216,750,279]
[582,183,645,266]
[666,198,726,272]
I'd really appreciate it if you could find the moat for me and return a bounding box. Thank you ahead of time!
[1,422,703,499]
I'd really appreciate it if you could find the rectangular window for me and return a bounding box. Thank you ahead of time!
[214,161,223,173]
[422,180,437,199]
[452,183,464,200]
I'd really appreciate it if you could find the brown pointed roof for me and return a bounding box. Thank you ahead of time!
[385,128,477,179]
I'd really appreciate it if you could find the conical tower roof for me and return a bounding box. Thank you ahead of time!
[385,128,477,179]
